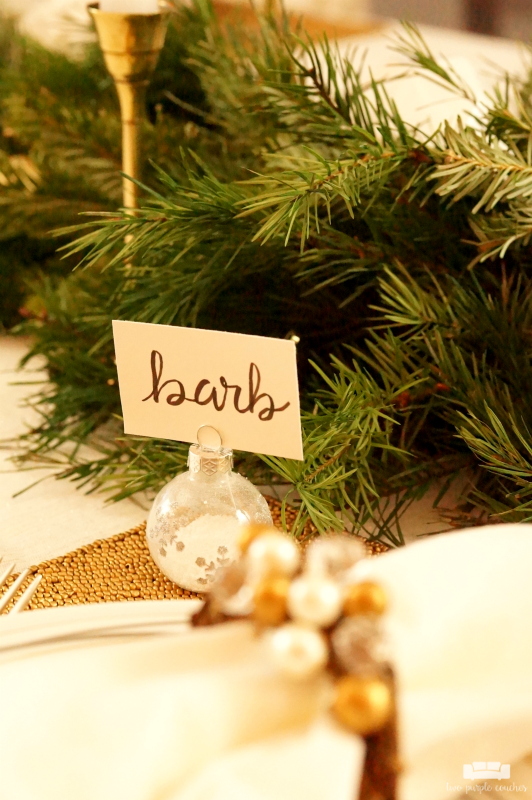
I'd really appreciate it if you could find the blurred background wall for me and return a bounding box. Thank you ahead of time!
[372,0,463,29]
[373,0,532,39]
[2,0,531,57]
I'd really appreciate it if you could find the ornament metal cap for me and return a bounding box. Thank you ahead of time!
[188,444,233,476]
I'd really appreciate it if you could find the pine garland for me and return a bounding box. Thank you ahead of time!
[8,5,532,544]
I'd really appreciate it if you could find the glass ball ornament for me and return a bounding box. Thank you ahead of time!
[146,437,272,593]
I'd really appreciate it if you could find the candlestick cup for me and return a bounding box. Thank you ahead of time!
[88,2,169,209]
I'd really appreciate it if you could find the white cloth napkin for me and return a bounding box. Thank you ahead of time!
[0,524,530,800]
[0,619,363,800]
[358,524,532,799]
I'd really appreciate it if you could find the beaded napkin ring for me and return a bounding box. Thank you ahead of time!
[192,524,398,800]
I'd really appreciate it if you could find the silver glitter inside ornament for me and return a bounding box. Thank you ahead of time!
[331,616,389,676]
[305,535,365,582]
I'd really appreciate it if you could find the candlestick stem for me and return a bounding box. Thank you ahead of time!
[116,81,145,209]
[88,3,169,210]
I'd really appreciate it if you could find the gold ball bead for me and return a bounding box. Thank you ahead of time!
[253,577,290,626]
[343,582,387,617]
[331,675,392,735]
[238,523,277,554]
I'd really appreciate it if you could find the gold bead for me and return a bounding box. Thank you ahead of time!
[238,523,277,554]
[331,675,392,735]
[253,577,290,626]
[343,582,387,617]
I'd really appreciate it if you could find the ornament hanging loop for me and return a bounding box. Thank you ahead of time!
[196,425,223,451]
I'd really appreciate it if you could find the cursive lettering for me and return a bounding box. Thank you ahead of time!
[142,350,290,420]
[142,350,186,406]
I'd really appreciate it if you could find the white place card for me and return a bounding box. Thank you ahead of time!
[112,320,304,460]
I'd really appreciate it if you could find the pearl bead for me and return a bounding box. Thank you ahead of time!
[247,533,300,581]
[238,523,276,554]
[287,575,342,628]
[331,675,392,735]
[343,582,387,617]
[268,623,328,679]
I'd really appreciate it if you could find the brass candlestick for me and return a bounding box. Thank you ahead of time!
[88,3,169,209]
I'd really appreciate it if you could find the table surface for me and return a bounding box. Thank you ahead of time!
[0,337,147,571]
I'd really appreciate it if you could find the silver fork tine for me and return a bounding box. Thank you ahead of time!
[0,562,16,593]
[10,575,42,614]
[0,569,30,614]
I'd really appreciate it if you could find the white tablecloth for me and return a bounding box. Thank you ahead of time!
[0,337,146,571]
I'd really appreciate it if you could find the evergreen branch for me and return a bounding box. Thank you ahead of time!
[391,21,477,102]
[433,121,532,212]
[237,151,404,249]
[468,203,532,263]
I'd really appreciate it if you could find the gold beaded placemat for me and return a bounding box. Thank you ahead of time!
[2,497,387,612]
